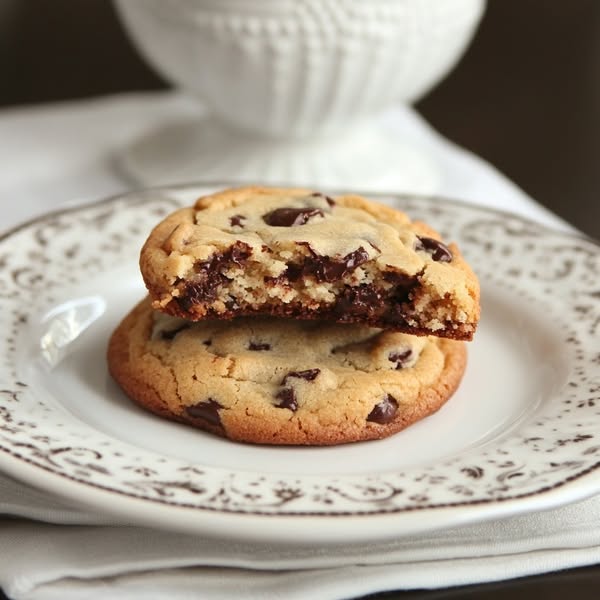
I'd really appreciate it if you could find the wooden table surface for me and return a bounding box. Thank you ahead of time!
[0,1,598,599]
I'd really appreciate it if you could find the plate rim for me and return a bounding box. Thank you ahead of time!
[0,183,599,542]
[1,180,597,247]
[3,447,600,544]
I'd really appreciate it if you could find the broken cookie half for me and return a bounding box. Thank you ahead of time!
[140,186,480,340]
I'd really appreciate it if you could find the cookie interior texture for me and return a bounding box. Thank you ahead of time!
[140,186,480,340]
[107,297,467,446]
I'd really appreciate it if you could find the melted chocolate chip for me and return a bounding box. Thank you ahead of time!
[185,398,223,426]
[263,207,324,227]
[228,242,252,265]
[364,273,419,326]
[311,192,335,206]
[312,247,370,282]
[415,236,453,262]
[383,271,419,291]
[367,395,398,424]
[284,262,304,283]
[275,388,297,411]
[389,349,412,369]
[160,323,190,340]
[179,279,216,310]
[269,243,370,285]
[178,242,251,310]
[248,341,271,351]
[332,274,420,326]
[383,272,420,312]
[281,369,321,385]
[287,245,370,283]
[334,284,383,319]
[229,214,246,227]
[203,339,212,346]
[381,308,410,328]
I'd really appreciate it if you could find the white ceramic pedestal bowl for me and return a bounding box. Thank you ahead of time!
[114,0,485,191]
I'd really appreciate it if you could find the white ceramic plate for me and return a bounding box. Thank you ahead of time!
[0,185,599,545]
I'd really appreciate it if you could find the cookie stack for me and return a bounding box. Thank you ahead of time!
[108,187,480,445]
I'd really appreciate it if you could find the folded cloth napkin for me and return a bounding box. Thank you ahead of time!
[0,91,568,233]
[3,470,600,600]
[0,91,591,600]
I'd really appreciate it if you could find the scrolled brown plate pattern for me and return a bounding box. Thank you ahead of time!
[0,185,598,539]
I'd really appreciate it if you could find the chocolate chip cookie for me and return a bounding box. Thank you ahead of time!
[140,186,480,340]
[107,297,467,445]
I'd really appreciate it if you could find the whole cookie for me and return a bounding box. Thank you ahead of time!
[108,297,467,445]
[140,186,480,340]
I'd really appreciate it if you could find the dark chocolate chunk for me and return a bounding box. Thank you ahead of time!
[384,272,419,304]
[248,341,271,351]
[367,395,398,424]
[415,236,453,262]
[273,243,370,284]
[310,247,370,282]
[368,272,420,326]
[203,339,212,346]
[281,369,321,385]
[228,242,252,265]
[186,398,223,426]
[160,323,190,340]
[334,284,383,319]
[290,245,370,283]
[383,271,419,291]
[381,308,410,328]
[179,276,219,309]
[389,349,412,369]
[178,242,252,309]
[275,388,297,411]
[263,207,324,227]
[229,214,246,227]
[284,262,304,282]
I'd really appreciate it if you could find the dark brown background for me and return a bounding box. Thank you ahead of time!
[0,1,599,599]
[1,0,598,239]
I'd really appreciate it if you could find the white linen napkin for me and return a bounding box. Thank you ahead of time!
[3,470,600,600]
[0,91,593,599]
[0,91,569,233]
